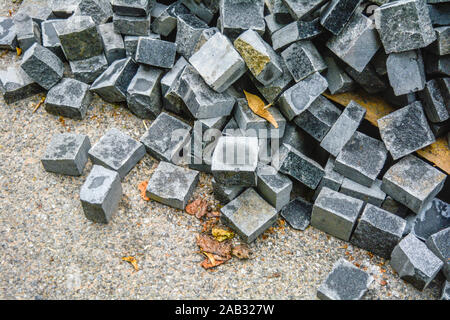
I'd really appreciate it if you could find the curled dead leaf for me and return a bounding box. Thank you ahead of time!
[232,244,252,260]
[196,234,231,259]
[138,181,150,201]
[243,90,278,128]
[122,256,139,271]
[186,198,208,219]
[212,227,234,242]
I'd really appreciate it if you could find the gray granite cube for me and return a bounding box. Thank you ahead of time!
[420,79,450,123]
[41,133,91,176]
[340,178,386,207]
[88,128,146,179]
[386,50,426,96]
[219,0,265,40]
[140,112,192,163]
[271,18,322,51]
[374,0,436,53]
[192,27,220,55]
[160,56,188,95]
[70,54,108,84]
[211,136,259,187]
[212,177,245,205]
[145,161,199,209]
[313,156,345,200]
[381,155,446,214]
[312,187,364,241]
[280,197,312,231]
[16,0,54,24]
[381,196,411,219]
[317,258,373,300]
[0,17,18,51]
[175,14,208,59]
[426,53,449,77]
[90,57,138,103]
[76,0,113,25]
[427,26,449,56]
[189,32,246,93]
[151,1,189,36]
[426,227,450,280]
[50,0,80,18]
[182,0,216,24]
[264,14,287,37]
[351,204,406,259]
[12,12,41,52]
[220,188,278,243]
[113,13,151,36]
[442,281,450,300]
[111,0,153,17]
[41,20,64,60]
[324,55,354,94]
[45,78,92,120]
[265,0,290,21]
[378,101,435,160]
[98,23,126,65]
[55,15,104,61]
[278,72,328,121]
[320,100,366,157]
[0,66,43,104]
[163,72,190,116]
[390,233,443,290]
[412,198,450,241]
[126,65,162,120]
[20,43,64,90]
[283,0,328,20]
[281,41,327,82]
[345,64,387,94]
[326,12,380,72]
[320,0,361,36]
[135,37,176,68]
[124,33,159,57]
[256,164,293,212]
[80,165,122,224]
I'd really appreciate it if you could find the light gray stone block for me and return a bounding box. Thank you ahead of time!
[13,12,41,52]
[41,20,64,60]
[280,197,312,230]
[256,164,293,212]
[313,156,345,200]
[124,33,159,57]
[135,37,176,68]
[426,226,450,280]
[16,0,54,24]
[151,1,189,36]
[386,50,426,96]
[420,79,450,123]
[175,14,208,59]
[271,18,322,51]
[113,13,151,36]
[264,14,287,37]
[50,0,80,18]
[76,0,113,25]
[70,54,108,84]
[320,0,362,35]
[0,17,17,51]
[340,178,386,207]
[0,66,43,104]
[219,0,265,40]
[98,23,126,65]
[283,0,328,20]
[160,56,188,95]
[111,0,153,17]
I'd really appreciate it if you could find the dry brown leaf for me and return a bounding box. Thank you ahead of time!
[243,90,278,128]
[232,244,252,260]
[138,181,150,201]
[201,218,219,233]
[206,211,221,219]
[212,227,234,242]
[186,198,208,219]
[200,257,226,269]
[122,256,139,271]
[196,234,231,258]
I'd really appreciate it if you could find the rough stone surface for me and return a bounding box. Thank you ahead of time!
[97,23,126,65]
[221,188,278,243]
[12,12,41,52]
[70,54,108,84]
[0,17,17,51]
[76,0,113,25]
[135,38,176,68]
[219,0,265,40]
[427,26,449,56]
[280,197,312,230]
[386,50,426,96]
[340,178,386,207]
[264,14,287,37]
[412,198,450,241]
[175,14,208,59]
[442,281,450,300]
[145,161,199,210]
[252,59,293,104]
[41,133,91,176]
[382,196,411,219]
[420,79,450,123]
[212,178,244,205]
[0,66,42,104]
[160,56,188,95]
[88,128,146,179]
[271,18,322,51]
[111,0,153,17]
[151,1,189,37]
[378,101,435,160]
[256,164,292,212]
[124,33,159,57]
[313,157,344,200]
[320,0,362,36]
[283,0,328,20]
[390,233,443,290]
[345,64,387,94]
[182,0,216,24]
[16,0,54,24]
[41,20,64,60]
[80,165,122,224]
[324,55,354,94]
[381,155,446,214]
[426,227,450,280]
[113,13,151,36]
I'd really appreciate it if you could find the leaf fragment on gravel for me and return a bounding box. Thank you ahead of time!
[243,90,278,128]
[232,244,252,260]
[212,227,234,242]
[32,96,46,113]
[186,198,208,219]
[138,181,150,201]
[196,234,231,259]
[122,256,139,271]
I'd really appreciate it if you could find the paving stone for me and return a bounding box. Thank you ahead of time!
[381,155,446,214]
[234,29,283,86]
[12,13,41,52]
[320,100,366,157]
[20,43,64,91]
[80,165,122,224]
[326,12,380,73]
[41,20,64,60]
[50,0,80,18]
[76,0,113,25]
[412,198,450,242]
[293,95,341,142]
[317,258,373,300]
[97,23,126,65]
[429,120,450,138]
[381,196,411,219]
[212,178,245,205]
[425,53,450,76]
[70,54,108,84]
[126,65,163,120]
[345,64,387,94]
[265,0,291,21]
[182,0,217,24]
[256,164,292,212]
[41,133,91,176]
[278,72,328,121]
[390,233,443,290]
[372,50,388,76]
[124,33,159,57]
[426,227,450,280]
[272,143,324,190]
[145,161,199,209]
[313,156,344,200]
[220,188,278,243]
[135,38,176,68]
[140,112,192,163]
[324,55,354,94]
[193,27,220,54]
[160,56,188,95]
[0,17,17,51]
[219,0,265,40]
[271,18,322,51]
[374,0,436,54]
[442,281,450,300]
[189,32,246,93]
[113,13,151,36]
[320,0,362,36]
[340,178,386,207]
[280,197,312,230]
[89,128,146,179]
[438,77,450,104]
[283,0,328,20]
[281,41,327,82]
[175,14,208,59]
[163,72,190,116]
[151,1,189,36]
[45,78,92,120]
[386,50,426,96]
[111,0,153,17]
[90,57,138,103]
[420,79,450,123]
[427,26,450,56]
[378,101,435,160]
[55,16,103,61]
[16,1,55,25]
[0,66,43,104]
[264,14,287,37]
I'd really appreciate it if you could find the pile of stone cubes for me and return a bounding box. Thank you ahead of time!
[1,0,449,299]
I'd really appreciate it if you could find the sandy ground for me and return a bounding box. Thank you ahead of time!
[0,1,445,300]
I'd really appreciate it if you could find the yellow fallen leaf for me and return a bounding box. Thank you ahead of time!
[16,47,22,56]
[212,227,234,242]
[243,90,278,128]
[122,256,139,271]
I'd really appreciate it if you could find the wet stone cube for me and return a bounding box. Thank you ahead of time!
[113,13,151,36]
[426,227,450,280]
[412,198,450,241]
[135,38,176,68]
[283,0,328,20]
[381,155,446,214]
[280,197,313,231]
[320,0,361,36]
[313,156,344,200]
[189,32,246,93]
[0,66,43,104]
[317,258,373,300]
[351,204,406,259]
[80,165,122,224]
[420,79,450,123]
[256,164,293,212]
[212,178,245,205]
[41,133,91,176]
[386,50,426,96]
[97,23,126,65]
[20,43,64,90]
[12,12,41,52]
[220,188,278,243]
[126,65,163,120]
[145,161,199,210]
[271,19,322,51]
[90,57,138,103]
[41,20,64,60]
[340,178,386,207]
[88,128,146,179]
[390,233,443,290]
[0,17,17,50]
[211,136,259,187]
[311,187,365,241]
[175,14,208,59]
[45,78,92,120]
[140,112,192,163]
[70,54,108,84]
[76,0,113,25]
[378,101,435,160]
[111,0,153,17]
[219,0,265,40]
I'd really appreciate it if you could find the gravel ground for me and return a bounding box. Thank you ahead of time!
[0,2,444,300]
